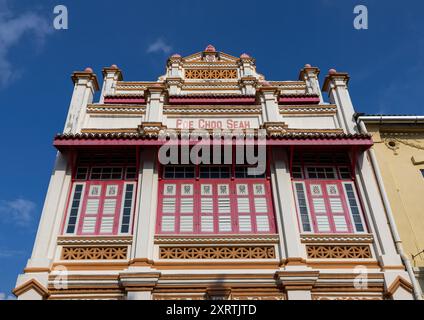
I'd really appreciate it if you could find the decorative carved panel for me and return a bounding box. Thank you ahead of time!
[61,246,127,260]
[159,246,275,259]
[231,295,285,300]
[153,294,206,300]
[306,245,371,259]
[313,296,382,300]
[185,69,238,79]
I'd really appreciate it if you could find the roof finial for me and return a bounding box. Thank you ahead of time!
[204,44,216,52]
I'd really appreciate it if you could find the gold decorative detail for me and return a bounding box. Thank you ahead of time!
[57,236,133,245]
[306,245,372,259]
[61,246,128,260]
[300,233,374,244]
[138,122,167,135]
[159,246,275,259]
[260,122,288,134]
[154,234,280,245]
[231,295,285,300]
[313,296,382,300]
[153,294,206,300]
[185,69,238,79]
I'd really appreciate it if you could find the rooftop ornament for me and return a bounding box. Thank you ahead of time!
[204,44,216,52]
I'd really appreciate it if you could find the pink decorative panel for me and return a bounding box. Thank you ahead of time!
[157,179,276,235]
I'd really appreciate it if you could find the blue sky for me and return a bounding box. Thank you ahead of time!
[0,0,423,297]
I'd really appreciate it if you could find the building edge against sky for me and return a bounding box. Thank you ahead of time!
[356,115,424,298]
[12,45,422,300]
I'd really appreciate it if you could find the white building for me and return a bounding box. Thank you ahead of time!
[13,45,419,300]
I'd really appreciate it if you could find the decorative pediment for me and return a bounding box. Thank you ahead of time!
[182,45,241,64]
[13,278,49,299]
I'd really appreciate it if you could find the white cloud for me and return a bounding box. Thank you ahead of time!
[0,248,25,258]
[0,0,53,87]
[0,198,36,227]
[146,38,172,54]
[0,292,16,300]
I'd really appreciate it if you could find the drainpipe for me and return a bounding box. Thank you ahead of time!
[357,118,423,300]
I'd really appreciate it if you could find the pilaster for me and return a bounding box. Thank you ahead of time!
[131,149,159,264]
[100,64,123,103]
[259,83,282,124]
[322,69,356,133]
[26,152,70,269]
[298,64,323,103]
[270,148,307,267]
[64,67,99,133]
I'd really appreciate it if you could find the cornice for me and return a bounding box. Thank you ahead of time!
[300,233,374,244]
[87,104,146,114]
[57,236,133,245]
[154,234,280,244]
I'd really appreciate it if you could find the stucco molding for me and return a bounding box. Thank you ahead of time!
[13,278,49,299]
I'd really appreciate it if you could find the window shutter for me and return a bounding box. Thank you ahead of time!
[162,198,176,213]
[256,215,270,232]
[120,183,135,234]
[237,198,250,213]
[316,215,331,232]
[293,182,312,232]
[103,198,117,214]
[238,215,252,232]
[179,215,193,232]
[201,198,213,213]
[333,215,348,232]
[312,198,326,213]
[254,197,267,213]
[161,216,175,232]
[65,184,84,234]
[218,198,231,213]
[218,215,232,232]
[82,216,97,233]
[85,199,100,214]
[180,198,193,213]
[100,216,114,233]
[329,198,343,213]
[200,215,214,232]
[343,183,365,232]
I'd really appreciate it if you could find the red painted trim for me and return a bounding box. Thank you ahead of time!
[76,181,124,235]
[130,146,140,235]
[104,98,146,104]
[156,166,276,235]
[306,180,354,233]
[168,97,256,105]
[54,138,373,148]
[278,97,320,104]
[291,161,368,234]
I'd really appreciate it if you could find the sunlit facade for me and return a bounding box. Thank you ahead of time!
[13,46,417,300]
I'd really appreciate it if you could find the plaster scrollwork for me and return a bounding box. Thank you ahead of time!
[383,134,424,155]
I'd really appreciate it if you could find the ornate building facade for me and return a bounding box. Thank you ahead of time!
[356,115,424,298]
[13,46,419,300]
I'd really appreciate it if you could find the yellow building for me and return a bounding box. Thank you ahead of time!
[357,115,424,297]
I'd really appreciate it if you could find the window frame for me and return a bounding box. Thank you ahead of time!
[63,183,86,235]
[291,158,367,235]
[157,165,276,235]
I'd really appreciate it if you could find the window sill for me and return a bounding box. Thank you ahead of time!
[154,234,279,245]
